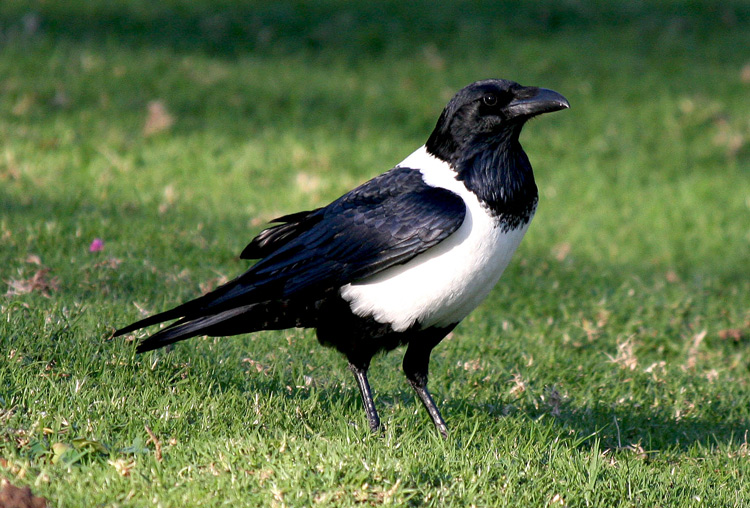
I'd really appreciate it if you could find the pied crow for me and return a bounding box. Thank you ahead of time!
[114,79,569,437]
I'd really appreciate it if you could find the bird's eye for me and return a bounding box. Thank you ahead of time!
[482,93,498,106]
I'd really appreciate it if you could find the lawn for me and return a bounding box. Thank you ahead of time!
[1,1,750,506]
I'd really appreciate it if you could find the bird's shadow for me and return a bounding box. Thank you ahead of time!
[436,393,750,454]
[196,354,750,454]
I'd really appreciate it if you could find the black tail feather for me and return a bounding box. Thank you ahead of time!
[123,298,313,353]
[114,275,253,338]
[113,304,189,338]
[134,304,258,353]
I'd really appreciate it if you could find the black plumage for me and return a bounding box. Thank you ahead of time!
[114,79,569,437]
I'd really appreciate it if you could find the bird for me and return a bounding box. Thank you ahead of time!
[114,79,569,438]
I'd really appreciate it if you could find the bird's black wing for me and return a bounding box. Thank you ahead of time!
[115,166,465,336]
[203,166,465,306]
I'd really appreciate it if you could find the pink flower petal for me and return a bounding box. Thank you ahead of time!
[89,238,104,252]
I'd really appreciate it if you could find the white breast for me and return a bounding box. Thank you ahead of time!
[339,146,534,332]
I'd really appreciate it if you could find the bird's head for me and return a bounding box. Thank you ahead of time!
[426,79,569,163]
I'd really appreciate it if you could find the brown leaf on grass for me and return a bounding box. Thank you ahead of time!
[549,493,566,506]
[682,329,707,371]
[144,425,163,462]
[12,93,36,116]
[644,360,667,378]
[132,301,153,317]
[741,63,750,84]
[704,368,719,383]
[0,479,48,508]
[624,442,648,460]
[143,100,174,136]
[254,468,273,485]
[93,258,122,269]
[458,359,483,372]
[295,172,321,193]
[271,485,284,504]
[108,458,135,477]
[1,150,21,182]
[508,372,527,397]
[199,274,229,294]
[158,184,179,214]
[581,319,598,342]
[665,270,680,283]
[6,269,59,297]
[242,358,271,375]
[551,242,571,261]
[422,44,446,71]
[24,254,41,265]
[606,337,638,371]
[712,117,745,157]
[718,328,746,343]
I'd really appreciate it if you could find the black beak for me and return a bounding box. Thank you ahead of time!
[506,87,570,120]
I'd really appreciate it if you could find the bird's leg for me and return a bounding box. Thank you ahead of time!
[348,362,381,433]
[411,380,448,439]
[403,342,448,439]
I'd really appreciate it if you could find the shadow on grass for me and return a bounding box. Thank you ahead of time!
[192,363,750,454]
[179,333,750,453]
[438,393,750,454]
[0,1,747,59]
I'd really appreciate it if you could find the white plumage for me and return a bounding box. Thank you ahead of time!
[340,146,534,332]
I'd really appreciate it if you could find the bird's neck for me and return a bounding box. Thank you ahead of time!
[453,133,538,220]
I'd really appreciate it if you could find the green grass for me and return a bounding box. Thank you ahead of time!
[2,0,750,506]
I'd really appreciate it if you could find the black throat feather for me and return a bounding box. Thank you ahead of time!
[427,128,538,227]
